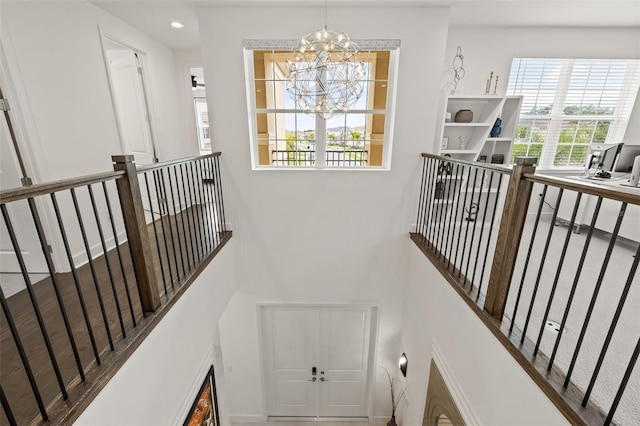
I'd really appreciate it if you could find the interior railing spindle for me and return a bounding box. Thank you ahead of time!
[152,170,174,288]
[168,165,188,276]
[471,169,492,290]
[143,172,168,294]
[605,337,640,425]
[476,172,504,303]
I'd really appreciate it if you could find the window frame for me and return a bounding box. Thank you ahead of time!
[243,39,400,171]
[507,58,640,170]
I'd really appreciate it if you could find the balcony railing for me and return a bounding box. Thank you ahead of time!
[0,153,230,425]
[412,153,640,426]
[271,149,368,167]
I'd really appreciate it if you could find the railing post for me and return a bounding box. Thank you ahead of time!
[484,156,536,319]
[112,155,161,313]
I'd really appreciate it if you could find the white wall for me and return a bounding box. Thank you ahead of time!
[398,241,569,426]
[441,26,640,150]
[76,240,236,426]
[197,5,450,421]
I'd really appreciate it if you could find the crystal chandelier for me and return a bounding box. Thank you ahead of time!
[286,7,365,119]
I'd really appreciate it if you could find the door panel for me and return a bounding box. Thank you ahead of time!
[262,305,371,419]
[319,308,370,417]
[262,308,318,417]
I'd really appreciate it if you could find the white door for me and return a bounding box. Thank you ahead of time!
[0,110,47,273]
[261,305,371,419]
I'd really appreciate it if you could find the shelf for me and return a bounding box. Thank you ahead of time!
[441,149,477,154]
[444,123,492,127]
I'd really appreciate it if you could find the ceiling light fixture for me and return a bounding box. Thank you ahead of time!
[286,0,365,120]
[170,21,184,29]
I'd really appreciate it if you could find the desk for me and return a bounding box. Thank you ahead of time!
[557,176,640,242]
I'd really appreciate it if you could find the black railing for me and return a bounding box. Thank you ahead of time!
[0,153,229,425]
[271,149,368,167]
[412,153,640,425]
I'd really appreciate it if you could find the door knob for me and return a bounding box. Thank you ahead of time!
[308,377,317,382]
[320,377,327,382]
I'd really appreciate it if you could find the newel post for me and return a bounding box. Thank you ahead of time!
[112,155,160,313]
[484,157,537,320]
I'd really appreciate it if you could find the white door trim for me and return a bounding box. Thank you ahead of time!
[257,302,379,421]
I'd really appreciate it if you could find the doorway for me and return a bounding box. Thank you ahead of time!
[260,304,375,420]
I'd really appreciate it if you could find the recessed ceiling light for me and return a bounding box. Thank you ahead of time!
[170,21,184,29]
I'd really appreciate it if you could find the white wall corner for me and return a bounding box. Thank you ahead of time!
[431,339,481,426]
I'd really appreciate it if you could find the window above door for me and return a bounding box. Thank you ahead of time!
[243,40,399,170]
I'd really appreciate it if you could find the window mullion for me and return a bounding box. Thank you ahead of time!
[541,60,574,168]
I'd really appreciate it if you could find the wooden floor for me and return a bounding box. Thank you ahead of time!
[1,205,221,425]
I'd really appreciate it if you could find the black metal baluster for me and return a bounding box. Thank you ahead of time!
[533,192,582,356]
[87,185,126,337]
[459,168,478,282]
[170,165,189,272]
[424,159,438,246]
[471,170,493,290]
[101,182,137,327]
[477,172,505,303]
[180,163,199,263]
[548,197,603,370]
[564,203,628,388]
[521,189,564,343]
[195,160,212,252]
[152,170,174,288]
[188,162,205,260]
[454,166,472,273]
[144,172,168,293]
[509,185,548,331]
[437,162,456,257]
[0,287,48,421]
[178,164,196,268]
[604,336,640,426]
[71,188,114,351]
[582,242,640,406]
[448,165,466,269]
[158,169,180,283]
[432,164,447,255]
[0,204,68,399]
[204,157,220,244]
[202,159,217,247]
[465,169,484,291]
[50,193,101,364]
[27,196,86,380]
[415,157,427,238]
[443,164,460,267]
[0,385,17,426]
[214,155,227,232]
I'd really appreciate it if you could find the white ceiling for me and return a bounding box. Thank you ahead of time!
[90,0,640,51]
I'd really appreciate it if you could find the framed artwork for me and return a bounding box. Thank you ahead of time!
[183,366,220,426]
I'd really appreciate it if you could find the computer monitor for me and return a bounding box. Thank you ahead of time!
[614,144,640,172]
[585,143,623,173]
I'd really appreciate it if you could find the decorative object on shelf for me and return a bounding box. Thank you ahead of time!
[493,75,499,95]
[485,71,494,95]
[491,154,504,164]
[399,353,408,377]
[441,136,449,149]
[382,367,406,426]
[435,180,446,199]
[458,135,469,149]
[465,202,479,222]
[454,109,473,123]
[438,160,452,175]
[490,117,502,137]
[479,155,487,162]
[451,46,465,94]
[445,112,452,123]
[286,0,365,119]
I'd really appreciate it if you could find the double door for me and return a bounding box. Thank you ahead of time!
[260,305,372,419]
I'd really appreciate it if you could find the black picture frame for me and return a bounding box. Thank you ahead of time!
[183,366,220,426]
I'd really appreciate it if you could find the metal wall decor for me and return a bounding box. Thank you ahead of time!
[452,46,465,94]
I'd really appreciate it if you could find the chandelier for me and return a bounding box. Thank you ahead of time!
[286,17,365,119]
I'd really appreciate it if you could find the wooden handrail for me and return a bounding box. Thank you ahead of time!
[523,172,640,205]
[0,171,124,204]
[135,152,221,173]
[421,152,513,175]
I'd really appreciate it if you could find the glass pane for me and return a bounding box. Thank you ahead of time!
[594,121,610,143]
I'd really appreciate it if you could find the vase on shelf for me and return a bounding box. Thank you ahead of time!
[454,109,473,123]
[387,415,398,426]
[490,117,502,137]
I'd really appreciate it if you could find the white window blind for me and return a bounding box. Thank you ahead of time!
[507,59,640,169]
